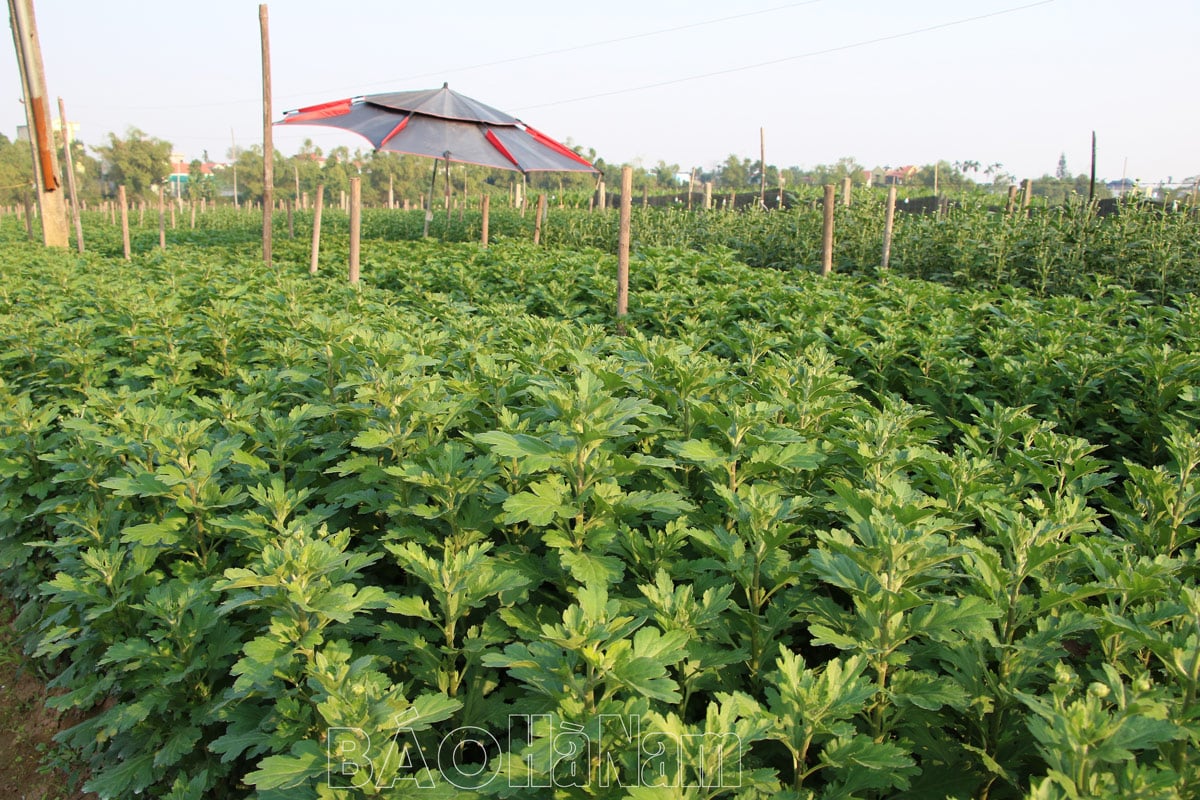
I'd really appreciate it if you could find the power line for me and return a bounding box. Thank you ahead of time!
[62,1,828,113]
[343,0,827,94]
[513,0,1056,112]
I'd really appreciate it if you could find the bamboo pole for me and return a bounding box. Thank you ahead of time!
[821,184,835,276]
[348,176,361,284]
[309,184,323,275]
[118,185,130,259]
[616,166,632,335]
[56,96,83,252]
[881,185,897,271]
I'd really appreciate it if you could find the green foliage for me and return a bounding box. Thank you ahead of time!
[0,212,1198,799]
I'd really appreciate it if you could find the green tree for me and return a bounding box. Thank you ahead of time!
[186,159,215,202]
[716,154,753,189]
[0,134,33,206]
[93,127,172,200]
[653,160,680,188]
[1056,153,1068,180]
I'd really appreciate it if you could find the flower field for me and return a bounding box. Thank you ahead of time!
[1,204,1198,799]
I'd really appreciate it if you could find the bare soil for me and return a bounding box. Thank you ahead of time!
[0,600,96,800]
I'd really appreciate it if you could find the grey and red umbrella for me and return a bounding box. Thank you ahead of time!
[278,82,596,174]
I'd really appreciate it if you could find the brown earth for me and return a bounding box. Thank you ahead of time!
[0,600,96,800]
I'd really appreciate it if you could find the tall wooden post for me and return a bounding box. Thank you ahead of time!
[8,0,68,246]
[118,185,130,259]
[309,184,323,275]
[1005,185,1019,215]
[231,129,239,210]
[56,97,83,252]
[388,174,394,209]
[259,4,273,265]
[881,185,897,271]
[348,177,361,284]
[759,127,767,209]
[616,166,632,335]
[1088,131,1097,204]
[1022,178,1033,210]
[842,175,852,207]
[821,184,835,276]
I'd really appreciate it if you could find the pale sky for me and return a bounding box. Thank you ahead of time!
[3,0,1197,185]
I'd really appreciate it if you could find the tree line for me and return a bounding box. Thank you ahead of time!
[0,126,1121,210]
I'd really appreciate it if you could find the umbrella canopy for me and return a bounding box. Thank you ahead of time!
[277,83,597,174]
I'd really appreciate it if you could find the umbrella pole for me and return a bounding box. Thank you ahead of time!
[444,157,451,232]
[423,157,439,238]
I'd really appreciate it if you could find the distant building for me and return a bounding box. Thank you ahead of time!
[166,154,223,196]
[1106,178,1139,198]
[16,117,79,144]
[879,165,918,186]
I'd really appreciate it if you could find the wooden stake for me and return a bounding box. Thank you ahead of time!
[118,185,130,259]
[616,166,632,334]
[348,176,361,284]
[20,189,32,239]
[1022,178,1033,209]
[704,181,712,210]
[309,184,323,275]
[842,175,852,207]
[687,167,696,211]
[286,197,294,239]
[190,200,196,229]
[821,184,835,276]
[533,193,546,245]
[881,185,897,271]
[481,193,489,248]
[158,183,166,250]
[388,174,394,209]
[56,97,83,252]
[1005,185,1019,215]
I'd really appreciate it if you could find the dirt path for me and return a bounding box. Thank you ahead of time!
[0,600,95,800]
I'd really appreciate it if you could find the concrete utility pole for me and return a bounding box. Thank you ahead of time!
[8,0,68,246]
